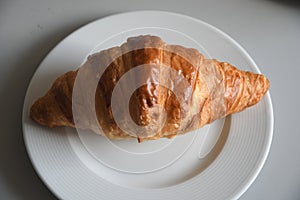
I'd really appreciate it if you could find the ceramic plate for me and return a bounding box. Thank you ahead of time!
[23,11,273,200]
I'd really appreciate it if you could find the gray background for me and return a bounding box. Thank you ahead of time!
[0,0,299,199]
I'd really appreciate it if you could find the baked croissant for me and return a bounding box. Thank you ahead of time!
[30,35,269,141]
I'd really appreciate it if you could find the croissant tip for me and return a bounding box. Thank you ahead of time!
[30,93,65,128]
[30,98,52,127]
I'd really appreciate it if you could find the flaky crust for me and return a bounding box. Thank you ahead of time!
[30,35,269,141]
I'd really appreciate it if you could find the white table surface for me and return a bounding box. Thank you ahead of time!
[0,0,299,199]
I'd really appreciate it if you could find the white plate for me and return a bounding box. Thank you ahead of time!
[22,11,273,200]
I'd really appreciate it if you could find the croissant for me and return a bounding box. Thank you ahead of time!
[30,35,269,141]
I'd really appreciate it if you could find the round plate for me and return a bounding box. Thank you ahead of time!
[22,11,273,200]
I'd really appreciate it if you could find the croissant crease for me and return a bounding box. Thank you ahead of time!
[30,35,269,141]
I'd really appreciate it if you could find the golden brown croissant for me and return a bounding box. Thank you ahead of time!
[30,35,269,141]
